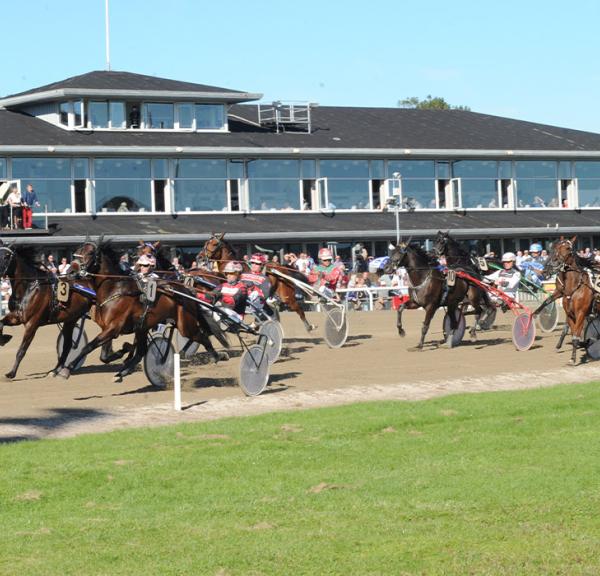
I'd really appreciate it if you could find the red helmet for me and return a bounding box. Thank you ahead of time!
[318,248,333,261]
[249,253,267,265]
[224,261,243,274]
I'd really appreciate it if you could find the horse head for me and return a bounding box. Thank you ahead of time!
[0,242,15,276]
[73,239,100,274]
[432,230,450,257]
[545,236,576,274]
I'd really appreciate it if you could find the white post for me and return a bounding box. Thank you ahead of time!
[173,352,181,411]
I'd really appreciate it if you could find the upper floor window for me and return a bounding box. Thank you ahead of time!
[59,100,85,128]
[0,158,6,179]
[143,103,174,129]
[195,104,225,129]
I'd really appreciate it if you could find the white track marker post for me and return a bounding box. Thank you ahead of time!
[173,329,182,411]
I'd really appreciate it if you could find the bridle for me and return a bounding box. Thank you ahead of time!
[72,241,98,275]
[0,246,15,276]
[545,239,575,275]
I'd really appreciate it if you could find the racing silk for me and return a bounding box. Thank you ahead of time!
[487,268,521,296]
[308,263,343,290]
[519,257,545,286]
[212,280,248,314]
[240,272,271,299]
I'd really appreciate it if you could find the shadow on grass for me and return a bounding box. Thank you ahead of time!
[0,407,110,444]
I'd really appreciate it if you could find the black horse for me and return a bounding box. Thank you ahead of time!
[384,242,471,349]
[432,231,495,337]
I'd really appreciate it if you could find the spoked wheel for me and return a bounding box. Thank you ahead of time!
[239,343,269,396]
[258,320,284,365]
[536,300,559,333]
[143,335,174,389]
[442,310,466,347]
[512,312,537,351]
[584,316,600,360]
[322,304,349,349]
[478,307,497,331]
[56,323,89,371]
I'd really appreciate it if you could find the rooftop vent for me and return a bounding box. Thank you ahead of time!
[258,101,316,133]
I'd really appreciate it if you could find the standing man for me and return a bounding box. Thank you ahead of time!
[22,184,40,229]
[6,185,22,229]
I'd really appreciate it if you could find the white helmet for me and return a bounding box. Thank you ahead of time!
[318,248,333,261]
[501,252,516,262]
[137,254,155,267]
[224,261,243,274]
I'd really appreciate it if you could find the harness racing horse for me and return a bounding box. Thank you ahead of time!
[384,242,471,349]
[432,231,495,338]
[57,239,229,381]
[0,243,92,379]
[543,237,597,364]
[198,233,316,332]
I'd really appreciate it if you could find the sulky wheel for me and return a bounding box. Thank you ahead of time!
[56,323,89,371]
[258,320,284,365]
[584,316,600,360]
[143,335,175,389]
[323,304,349,349]
[239,344,269,396]
[536,300,559,333]
[512,312,537,351]
[442,310,466,347]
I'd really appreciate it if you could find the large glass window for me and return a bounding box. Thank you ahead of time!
[89,101,109,128]
[143,103,174,129]
[575,162,600,207]
[0,158,6,179]
[94,158,152,212]
[173,159,228,211]
[453,161,498,208]
[59,102,70,126]
[319,160,370,209]
[388,160,436,209]
[109,102,126,128]
[177,104,194,129]
[195,104,225,129]
[12,158,72,213]
[73,158,89,179]
[248,159,300,210]
[74,100,84,127]
[515,161,558,207]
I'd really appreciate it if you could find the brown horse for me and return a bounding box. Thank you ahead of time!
[198,233,316,332]
[58,239,229,381]
[384,242,471,348]
[543,237,598,364]
[0,243,92,379]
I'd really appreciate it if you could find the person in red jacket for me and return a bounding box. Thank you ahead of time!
[210,261,248,324]
[241,252,274,319]
[308,247,343,300]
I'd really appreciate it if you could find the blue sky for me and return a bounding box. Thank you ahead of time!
[4,0,600,132]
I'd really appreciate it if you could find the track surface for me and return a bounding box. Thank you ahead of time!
[1,309,599,442]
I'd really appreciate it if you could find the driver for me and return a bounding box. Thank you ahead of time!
[519,243,545,286]
[486,252,521,298]
[209,261,248,324]
[241,253,274,320]
[308,247,343,299]
[135,253,157,281]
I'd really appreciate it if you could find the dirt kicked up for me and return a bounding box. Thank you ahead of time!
[1,309,599,443]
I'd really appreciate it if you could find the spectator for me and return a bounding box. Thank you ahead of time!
[58,257,70,275]
[0,276,11,315]
[515,250,524,267]
[46,254,58,275]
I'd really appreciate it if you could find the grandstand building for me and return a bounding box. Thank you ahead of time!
[2,70,600,259]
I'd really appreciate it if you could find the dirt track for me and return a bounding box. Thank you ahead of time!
[1,309,599,443]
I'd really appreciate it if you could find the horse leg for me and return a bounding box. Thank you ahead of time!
[52,320,76,375]
[571,310,588,365]
[0,312,20,346]
[278,284,316,332]
[417,305,436,349]
[57,326,122,379]
[5,320,41,380]
[99,340,135,363]
[397,302,407,336]
[556,323,569,350]
[114,330,148,381]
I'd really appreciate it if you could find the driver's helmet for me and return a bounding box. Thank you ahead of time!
[249,253,267,265]
[501,252,516,262]
[318,248,333,262]
[529,243,543,253]
[223,261,243,274]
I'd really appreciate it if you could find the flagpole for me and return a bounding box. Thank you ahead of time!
[105,0,111,71]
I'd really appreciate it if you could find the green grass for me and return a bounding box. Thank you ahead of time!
[3,383,600,575]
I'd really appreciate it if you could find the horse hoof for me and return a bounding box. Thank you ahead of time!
[0,334,13,346]
[398,329,406,337]
[215,351,229,363]
[113,374,123,383]
[306,324,317,332]
[4,371,15,380]
[56,368,71,379]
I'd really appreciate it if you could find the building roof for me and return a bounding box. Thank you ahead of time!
[1,103,600,155]
[4,210,600,245]
[0,71,261,107]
